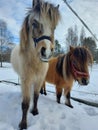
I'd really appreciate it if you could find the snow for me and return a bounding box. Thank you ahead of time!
[0,63,98,130]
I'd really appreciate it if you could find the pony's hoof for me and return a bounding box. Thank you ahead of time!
[57,100,60,104]
[44,92,47,95]
[40,91,43,95]
[69,105,73,108]
[65,103,73,108]
[40,89,43,94]
[31,109,39,116]
[19,121,27,130]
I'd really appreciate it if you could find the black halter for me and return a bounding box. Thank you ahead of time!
[33,35,51,47]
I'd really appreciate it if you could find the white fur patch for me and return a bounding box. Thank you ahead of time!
[44,39,52,58]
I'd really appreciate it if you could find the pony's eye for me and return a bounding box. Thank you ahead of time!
[40,24,44,34]
[32,22,38,28]
[32,19,39,28]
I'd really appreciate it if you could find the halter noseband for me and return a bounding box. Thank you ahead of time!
[33,35,51,47]
[71,61,89,79]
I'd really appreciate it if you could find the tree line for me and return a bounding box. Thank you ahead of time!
[0,19,14,67]
[55,25,98,63]
[66,25,98,62]
[0,19,98,66]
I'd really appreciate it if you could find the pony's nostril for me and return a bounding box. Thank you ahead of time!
[41,47,46,57]
[82,78,86,84]
[82,78,89,85]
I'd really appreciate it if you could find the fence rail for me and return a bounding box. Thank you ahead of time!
[0,80,98,108]
[0,80,19,85]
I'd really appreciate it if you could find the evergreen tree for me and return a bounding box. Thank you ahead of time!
[73,25,78,46]
[54,39,61,55]
[95,49,98,63]
[83,37,97,61]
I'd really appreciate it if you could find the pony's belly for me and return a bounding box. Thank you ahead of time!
[46,73,55,84]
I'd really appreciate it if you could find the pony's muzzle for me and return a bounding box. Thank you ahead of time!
[78,77,89,85]
[40,46,53,62]
[41,47,46,57]
[81,78,89,85]
[40,40,54,62]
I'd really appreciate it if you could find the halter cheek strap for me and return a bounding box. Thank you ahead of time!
[33,35,51,47]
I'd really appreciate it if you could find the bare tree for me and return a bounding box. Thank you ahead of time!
[0,19,13,67]
[66,25,78,51]
[79,26,86,46]
[0,19,7,67]
[66,27,74,50]
[73,24,78,46]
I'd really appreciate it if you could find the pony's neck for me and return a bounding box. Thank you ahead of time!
[63,53,73,80]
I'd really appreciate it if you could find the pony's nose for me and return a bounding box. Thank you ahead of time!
[82,78,89,85]
[41,47,46,57]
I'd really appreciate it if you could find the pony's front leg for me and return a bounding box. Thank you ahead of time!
[56,86,62,104]
[43,82,47,95]
[64,89,73,108]
[19,99,30,130]
[31,81,43,115]
[19,80,31,130]
[31,92,39,115]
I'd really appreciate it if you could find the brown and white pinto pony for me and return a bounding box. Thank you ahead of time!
[11,0,60,129]
[40,46,93,108]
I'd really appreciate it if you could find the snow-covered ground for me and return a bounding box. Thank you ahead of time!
[0,63,98,130]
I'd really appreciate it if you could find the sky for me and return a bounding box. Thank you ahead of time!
[0,0,98,45]
[0,63,98,130]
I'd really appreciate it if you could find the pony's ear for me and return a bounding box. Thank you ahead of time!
[56,4,60,9]
[70,46,74,51]
[32,0,41,7]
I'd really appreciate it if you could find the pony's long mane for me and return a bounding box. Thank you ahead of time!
[20,15,30,51]
[72,47,93,65]
[56,53,73,78]
[65,52,72,78]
